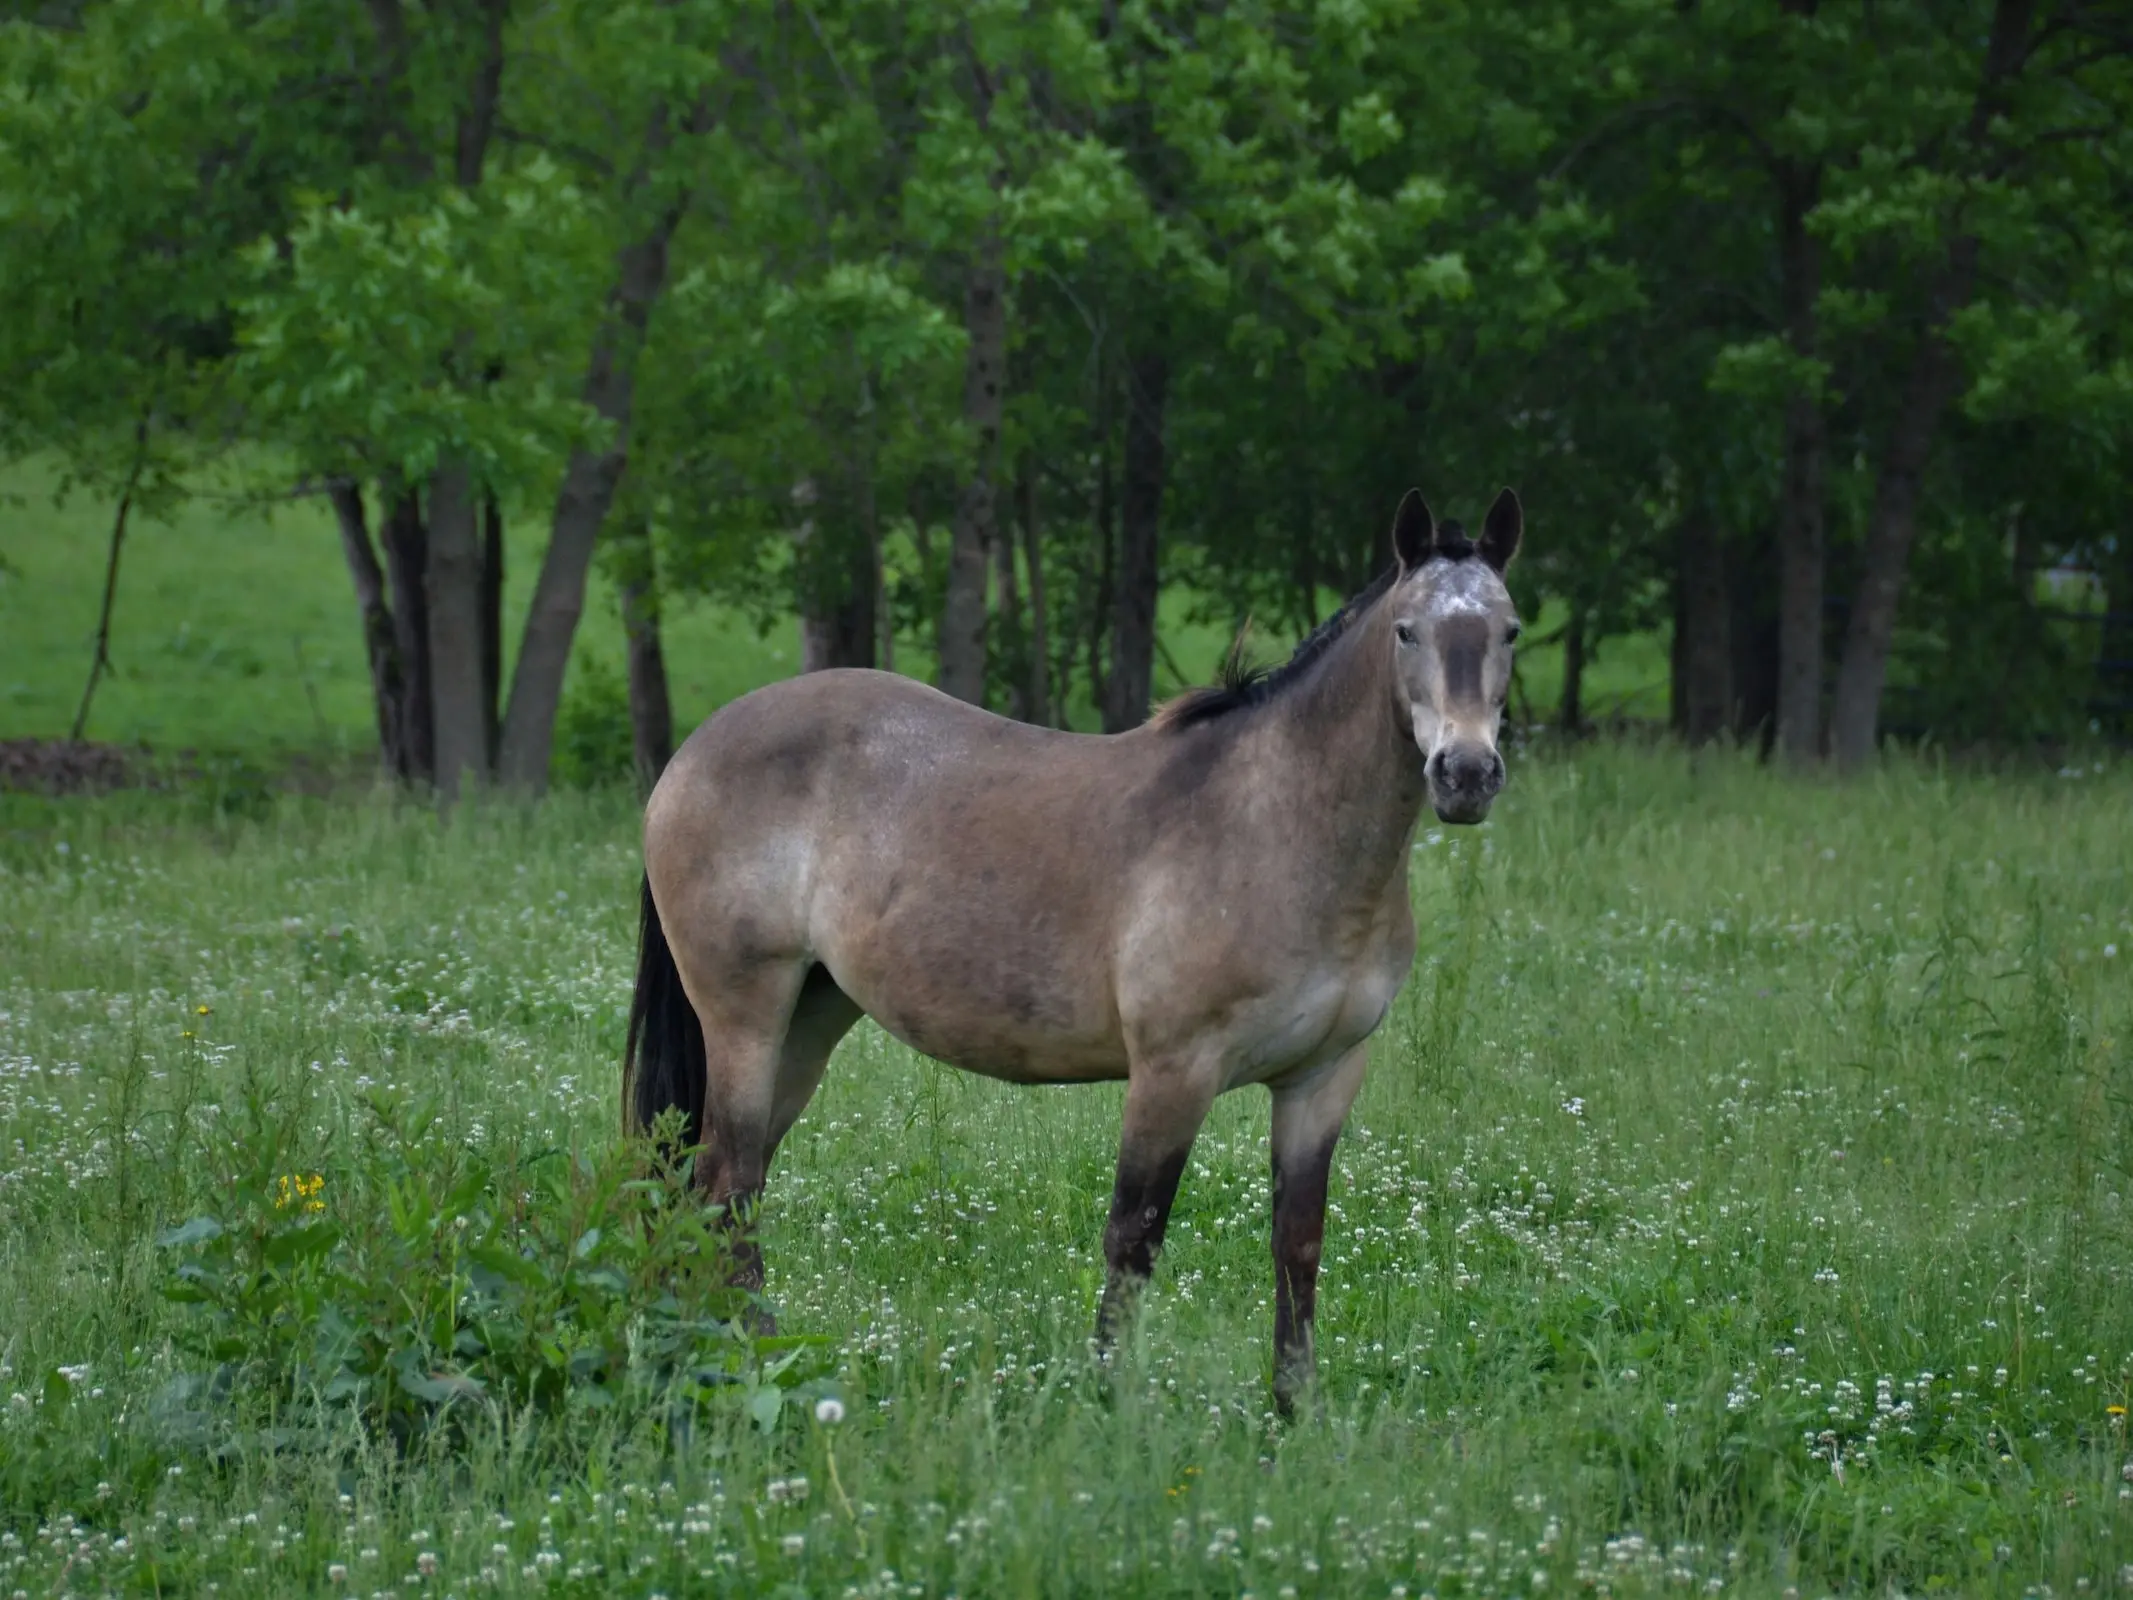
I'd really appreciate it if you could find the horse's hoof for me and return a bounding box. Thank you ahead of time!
[1272,1365,1318,1424]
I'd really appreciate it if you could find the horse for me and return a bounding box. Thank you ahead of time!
[625,486,1523,1413]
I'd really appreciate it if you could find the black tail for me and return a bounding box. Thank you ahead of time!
[625,874,706,1146]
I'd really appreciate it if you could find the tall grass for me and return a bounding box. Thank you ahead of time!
[2,742,2130,1597]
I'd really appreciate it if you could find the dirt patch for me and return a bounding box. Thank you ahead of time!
[1,738,387,799]
[0,738,151,795]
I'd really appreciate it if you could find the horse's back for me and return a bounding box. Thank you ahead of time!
[644,670,1137,1079]
[651,669,1106,832]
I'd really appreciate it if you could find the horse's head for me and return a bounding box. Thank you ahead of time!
[1385,487,1523,825]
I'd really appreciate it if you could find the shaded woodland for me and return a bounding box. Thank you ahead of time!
[4,0,2129,789]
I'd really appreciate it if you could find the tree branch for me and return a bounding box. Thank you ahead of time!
[70,414,152,743]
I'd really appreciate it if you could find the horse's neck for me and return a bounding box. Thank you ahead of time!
[1259,607,1427,897]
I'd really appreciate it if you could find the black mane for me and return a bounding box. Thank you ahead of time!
[1153,523,1477,732]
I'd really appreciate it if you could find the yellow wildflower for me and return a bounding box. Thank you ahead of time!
[274,1174,326,1214]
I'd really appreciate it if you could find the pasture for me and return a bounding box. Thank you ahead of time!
[3,745,2130,1597]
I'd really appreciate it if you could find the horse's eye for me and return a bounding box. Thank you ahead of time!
[1505,624,1522,645]
[1394,623,1416,646]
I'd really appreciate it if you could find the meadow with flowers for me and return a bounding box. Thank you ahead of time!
[2,743,2131,1598]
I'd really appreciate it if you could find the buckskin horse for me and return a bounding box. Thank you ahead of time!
[626,487,1523,1413]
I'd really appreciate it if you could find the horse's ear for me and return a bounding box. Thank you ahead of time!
[1391,488,1436,571]
[1480,488,1522,572]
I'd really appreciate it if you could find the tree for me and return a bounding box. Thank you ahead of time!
[1821,0,2130,766]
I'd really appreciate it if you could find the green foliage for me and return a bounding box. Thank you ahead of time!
[550,653,635,789]
[236,164,606,487]
[2,0,2130,764]
[150,1093,826,1454]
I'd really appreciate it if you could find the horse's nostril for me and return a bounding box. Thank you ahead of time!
[1428,747,1502,796]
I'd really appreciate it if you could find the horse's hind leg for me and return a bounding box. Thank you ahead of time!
[686,961,858,1327]
[682,958,812,1301]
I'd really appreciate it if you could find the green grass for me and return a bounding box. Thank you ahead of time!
[0,458,799,756]
[2,458,1650,764]
[2,744,2130,1597]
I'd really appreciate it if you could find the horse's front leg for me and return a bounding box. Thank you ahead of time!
[1094,1063,1221,1358]
[1269,1044,1368,1419]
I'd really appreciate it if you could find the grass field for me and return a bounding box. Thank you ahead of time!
[0,459,1664,763]
[3,745,2130,1597]
[0,458,801,759]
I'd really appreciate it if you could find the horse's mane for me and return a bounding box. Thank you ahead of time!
[1150,525,1478,732]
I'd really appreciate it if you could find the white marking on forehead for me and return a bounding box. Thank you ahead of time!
[1432,589,1493,616]
[1414,559,1509,619]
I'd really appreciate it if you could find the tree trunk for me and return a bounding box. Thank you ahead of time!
[1729,529,1781,747]
[1827,240,1978,770]
[862,437,891,674]
[1560,609,1587,734]
[1019,459,1050,726]
[2099,529,2133,743]
[454,0,507,190]
[380,486,434,784]
[1088,383,1117,718]
[1104,347,1168,732]
[495,112,695,793]
[426,459,490,798]
[939,234,1006,706]
[329,480,410,778]
[799,543,877,672]
[1828,0,2034,770]
[615,515,673,791]
[793,476,876,673]
[1774,159,1827,765]
[417,0,508,800]
[480,491,504,768]
[1672,514,1733,744]
[994,491,1027,720]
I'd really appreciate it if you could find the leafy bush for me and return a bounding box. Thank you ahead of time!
[153,1098,828,1455]
[551,653,634,788]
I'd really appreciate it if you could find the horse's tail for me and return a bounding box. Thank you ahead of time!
[624,874,706,1147]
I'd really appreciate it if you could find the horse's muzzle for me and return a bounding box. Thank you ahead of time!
[1425,745,1504,825]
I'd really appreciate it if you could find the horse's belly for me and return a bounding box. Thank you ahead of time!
[814,898,1125,1085]
[1220,962,1406,1089]
[875,1011,1126,1085]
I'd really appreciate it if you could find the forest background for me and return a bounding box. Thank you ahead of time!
[2,0,2130,789]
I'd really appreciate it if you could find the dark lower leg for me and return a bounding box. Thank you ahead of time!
[1094,1143,1193,1351]
[696,1124,772,1322]
[1271,1130,1337,1417]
